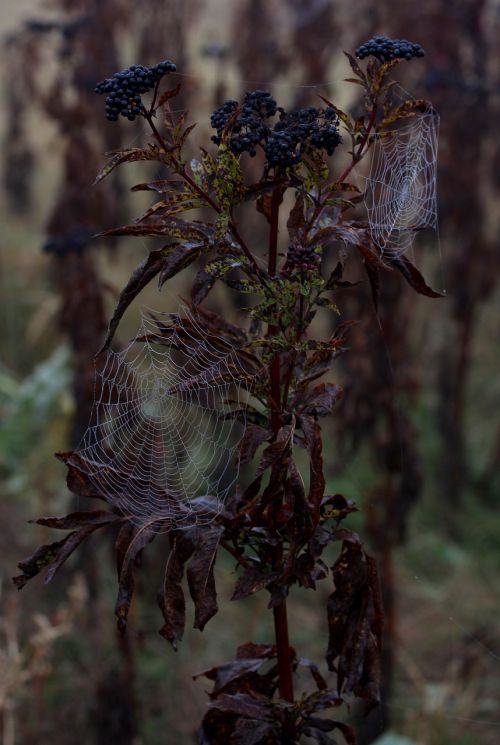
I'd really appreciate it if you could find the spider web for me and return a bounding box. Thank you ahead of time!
[76,306,257,530]
[364,104,439,256]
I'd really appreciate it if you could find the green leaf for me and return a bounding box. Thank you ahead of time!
[214,145,245,208]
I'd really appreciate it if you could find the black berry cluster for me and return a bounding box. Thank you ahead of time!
[94,60,176,122]
[285,244,321,273]
[355,36,424,63]
[211,90,278,156]
[265,107,341,168]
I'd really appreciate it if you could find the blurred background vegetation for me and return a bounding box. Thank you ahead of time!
[1,1,499,744]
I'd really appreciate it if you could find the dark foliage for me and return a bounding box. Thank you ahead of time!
[14,43,440,744]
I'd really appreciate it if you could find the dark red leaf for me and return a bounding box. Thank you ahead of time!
[14,527,94,588]
[208,693,271,721]
[158,243,204,288]
[97,218,209,241]
[298,658,328,691]
[236,643,276,660]
[231,566,280,601]
[194,658,267,694]
[56,451,108,501]
[298,415,325,510]
[191,265,217,306]
[93,146,160,185]
[237,425,272,466]
[390,254,444,298]
[158,529,197,648]
[233,718,276,745]
[98,248,167,352]
[299,382,343,418]
[33,511,122,530]
[326,539,383,709]
[115,522,156,634]
[187,526,223,631]
[256,423,295,477]
[157,82,182,106]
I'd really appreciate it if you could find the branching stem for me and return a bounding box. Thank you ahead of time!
[143,111,262,277]
[306,103,378,235]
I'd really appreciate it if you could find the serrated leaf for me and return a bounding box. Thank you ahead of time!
[94,146,161,185]
[99,248,168,352]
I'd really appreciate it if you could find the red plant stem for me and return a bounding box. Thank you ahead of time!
[273,601,294,702]
[337,102,378,184]
[267,188,294,703]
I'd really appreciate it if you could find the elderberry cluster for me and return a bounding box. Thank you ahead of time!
[211,90,278,156]
[355,36,424,63]
[94,60,176,122]
[265,107,341,169]
[286,244,321,273]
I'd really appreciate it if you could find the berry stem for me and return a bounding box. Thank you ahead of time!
[305,103,378,238]
[337,102,378,184]
[142,111,262,278]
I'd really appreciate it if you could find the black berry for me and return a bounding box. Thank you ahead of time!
[266,107,341,169]
[211,90,278,157]
[94,59,177,122]
[355,36,424,63]
[285,243,321,273]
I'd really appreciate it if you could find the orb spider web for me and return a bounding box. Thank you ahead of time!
[76,306,258,530]
[364,104,439,257]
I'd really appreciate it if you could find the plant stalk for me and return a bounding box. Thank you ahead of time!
[268,187,294,703]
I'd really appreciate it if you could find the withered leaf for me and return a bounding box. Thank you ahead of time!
[187,525,223,631]
[298,414,325,510]
[298,658,328,691]
[158,529,197,648]
[56,451,107,501]
[208,692,272,721]
[14,508,125,589]
[233,719,276,745]
[194,658,266,693]
[236,642,275,660]
[98,248,167,353]
[159,526,222,646]
[157,82,182,107]
[231,565,280,601]
[191,265,217,307]
[98,218,210,242]
[15,525,94,588]
[256,422,295,477]
[33,511,122,530]
[390,253,444,298]
[326,538,383,709]
[299,382,343,418]
[158,242,203,288]
[355,240,392,313]
[237,425,272,466]
[93,146,161,185]
[115,522,156,634]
